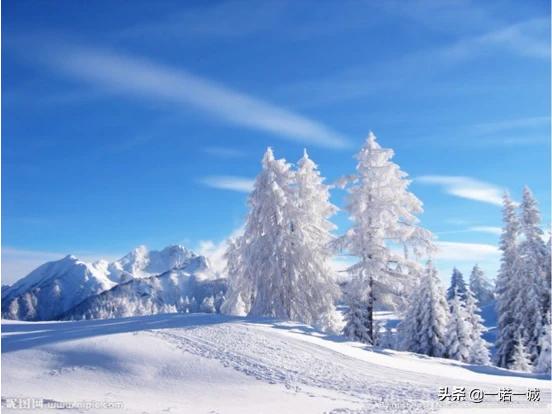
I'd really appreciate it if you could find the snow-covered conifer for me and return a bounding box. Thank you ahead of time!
[469,265,494,306]
[223,148,340,330]
[445,292,472,362]
[510,330,532,372]
[495,194,521,368]
[398,261,448,357]
[536,311,551,374]
[517,187,547,362]
[337,133,434,344]
[200,296,215,313]
[447,268,467,301]
[464,288,490,365]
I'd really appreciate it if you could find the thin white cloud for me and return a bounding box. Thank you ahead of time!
[416,175,504,206]
[200,176,254,193]
[434,241,500,262]
[442,18,550,61]
[471,116,550,135]
[47,47,349,149]
[468,226,502,236]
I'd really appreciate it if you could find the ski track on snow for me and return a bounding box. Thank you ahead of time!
[151,323,438,413]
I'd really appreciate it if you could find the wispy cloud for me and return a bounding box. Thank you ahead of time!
[416,175,504,206]
[471,116,550,135]
[434,241,500,262]
[45,46,349,149]
[281,16,549,107]
[200,176,254,193]
[468,226,502,236]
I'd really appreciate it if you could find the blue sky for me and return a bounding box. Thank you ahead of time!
[2,0,550,284]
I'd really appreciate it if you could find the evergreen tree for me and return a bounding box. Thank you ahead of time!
[447,268,467,301]
[223,148,340,330]
[464,288,491,365]
[398,261,448,357]
[536,311,551,374]
[200,296,216,313]
[445,292,472,362]
[495,194,521,368]
[517,187,547,363]
[337,133,433,344]
[469,265,494,306]
[293,149,341,331]
[510,330,532,372]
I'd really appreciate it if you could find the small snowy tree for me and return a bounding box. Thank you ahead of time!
[510,330,532,372]
[337,133,434,344]
[536,311,551,374]
[398,261,449,357]
[445,292,472,362]
[464,288,491,365]
[469,265,494,306]
[200,296,216,313]
[343,294,371,343]
[447,268,467,301]
[495,194,521,368]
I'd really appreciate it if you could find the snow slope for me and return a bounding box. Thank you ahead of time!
[2,313,550,413]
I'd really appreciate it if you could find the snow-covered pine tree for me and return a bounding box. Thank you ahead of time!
[292,149,341,331]
[200,296,215,313]
[337,133,434,344]
[469,265,494,306]
[517,186,547,363]
[223,148,340,330]
[495,194,522,368]
[464,288,491,365]
[510,330,532,372]
[536,311,551,374]
[445,291,472,362]
[447,268,467,301]
[220,238,250,315]
[398,260,448,357]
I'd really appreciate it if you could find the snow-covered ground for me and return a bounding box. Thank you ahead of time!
[2,313,550,413]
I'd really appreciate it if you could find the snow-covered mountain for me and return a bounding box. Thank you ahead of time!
[1,245,215,321]
[107,245,201,282]
[1,255,117,321]
[63,257,227,320]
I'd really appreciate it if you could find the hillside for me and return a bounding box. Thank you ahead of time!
[2,313,549,413]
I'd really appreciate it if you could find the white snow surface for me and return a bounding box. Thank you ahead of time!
[2,313,550,413]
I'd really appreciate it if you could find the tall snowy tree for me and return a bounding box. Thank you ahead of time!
[398,260,448,357]
[517,186,547,363]
[536,311,551,374]
[223,148,340,331]
[469,265,494,306]
[494,194,521,369]
[291,149,341,331]
[445,292,472,362]
[337,133,434,344]
[447,268,467,301]
[464,288,491,365]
